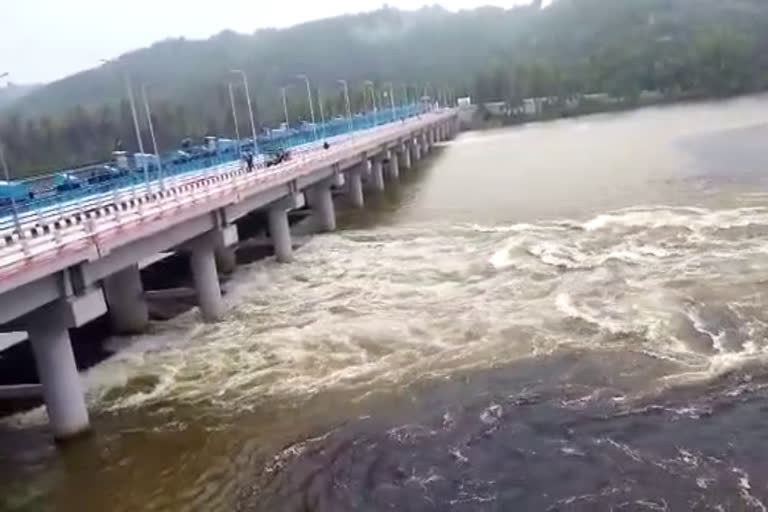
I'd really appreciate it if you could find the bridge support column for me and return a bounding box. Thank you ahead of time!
[309,183,336,232]
[28,319,90,440]
[347,165,365,208]
[103,263,149,335]
[400,143,412,170]
[214,246,237,275]
[370,157,385,191]
[268,204,293,262]
[386,151,400,182]
[413,138,422,161]
[18,288,106,440]
[190,243,224,322]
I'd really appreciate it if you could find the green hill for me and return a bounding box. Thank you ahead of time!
[2,0,768,176]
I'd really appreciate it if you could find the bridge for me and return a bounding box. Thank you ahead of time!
[0,108,458,440]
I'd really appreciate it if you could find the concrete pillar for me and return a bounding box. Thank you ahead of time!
[103,263,149,335]
[370,157,385,191]
[401,143,412,170]
[190,244,224,322]
[347,167,364,208]
[311,184,336,232]
[268,205,293,262]
[413,138,421,161]
[386,151,400,182]
[28,318,89,440]
[214,245,237,274]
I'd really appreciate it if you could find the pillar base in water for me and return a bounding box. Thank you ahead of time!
[268,205,293,263]
[103,263,149,335]
[386,152,400,182]
[348,168,365,208]
[190,244,224,322]
[370,158,385,191]
[27,311,90,440]
[310,184,336,232]
[401,143,412,169]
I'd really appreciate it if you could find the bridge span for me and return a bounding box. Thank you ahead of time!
[0,109,458,440]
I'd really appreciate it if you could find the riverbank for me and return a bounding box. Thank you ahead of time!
[472,89,768,129]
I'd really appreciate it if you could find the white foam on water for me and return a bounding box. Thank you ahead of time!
[733,467,768,512]
[5,204,765,423]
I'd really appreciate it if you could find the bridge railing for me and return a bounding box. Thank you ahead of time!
[0,104,431,225]
[0,110,454,282]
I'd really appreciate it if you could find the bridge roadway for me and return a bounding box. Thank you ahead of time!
[0,109,458,440]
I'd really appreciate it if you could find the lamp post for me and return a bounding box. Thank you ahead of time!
[228,83,241,153]
[0,72,22,237]
[317,88,326,140]
[230,69,258,154]
[386,83,396,121]
[101,59,144,155]
[364,80,378,127]
[101,59,148,189]
[140,84,163,188]
[296,74,317,141]
[337,79,353,131]
[280,86,290,128]
[0,143,22,239]
[401,84,409,116]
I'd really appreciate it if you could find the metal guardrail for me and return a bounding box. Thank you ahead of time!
[0,110,453,283]
[0,119,391,239]
[0,104,429,225]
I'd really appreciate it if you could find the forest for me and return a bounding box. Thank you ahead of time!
[2,0,768,176]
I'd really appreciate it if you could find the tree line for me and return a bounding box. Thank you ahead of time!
[3,0,768,177]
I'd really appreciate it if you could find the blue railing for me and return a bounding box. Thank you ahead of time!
[0,102,431,227]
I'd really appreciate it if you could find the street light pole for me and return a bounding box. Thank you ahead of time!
[364,80,378,127]
[123,74,149,189]
[280,86,290,128]
[388,83,396,121]
[317,88,326,140]
[297,74,317,141]
[0,142,22,239]
[0,72,19,234]
[338,79,353,131]
[230,69,258,154]
[228,83,241,152]
[100,59,147,187]
[141,84,163,189]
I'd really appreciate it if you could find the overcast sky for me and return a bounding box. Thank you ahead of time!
[2,1,534,85]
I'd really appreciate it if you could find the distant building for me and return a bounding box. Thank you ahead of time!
[522,98,547,115]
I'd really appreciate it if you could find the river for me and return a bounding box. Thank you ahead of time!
[5,95,768,511]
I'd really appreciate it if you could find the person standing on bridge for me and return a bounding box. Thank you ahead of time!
[244,151,254,172]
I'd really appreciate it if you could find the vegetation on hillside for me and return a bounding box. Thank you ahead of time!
[2,0,768,176]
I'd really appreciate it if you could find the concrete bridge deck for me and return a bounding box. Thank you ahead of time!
[0,108,458,440]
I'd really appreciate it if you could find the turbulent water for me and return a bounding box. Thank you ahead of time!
[6,95,768,511]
